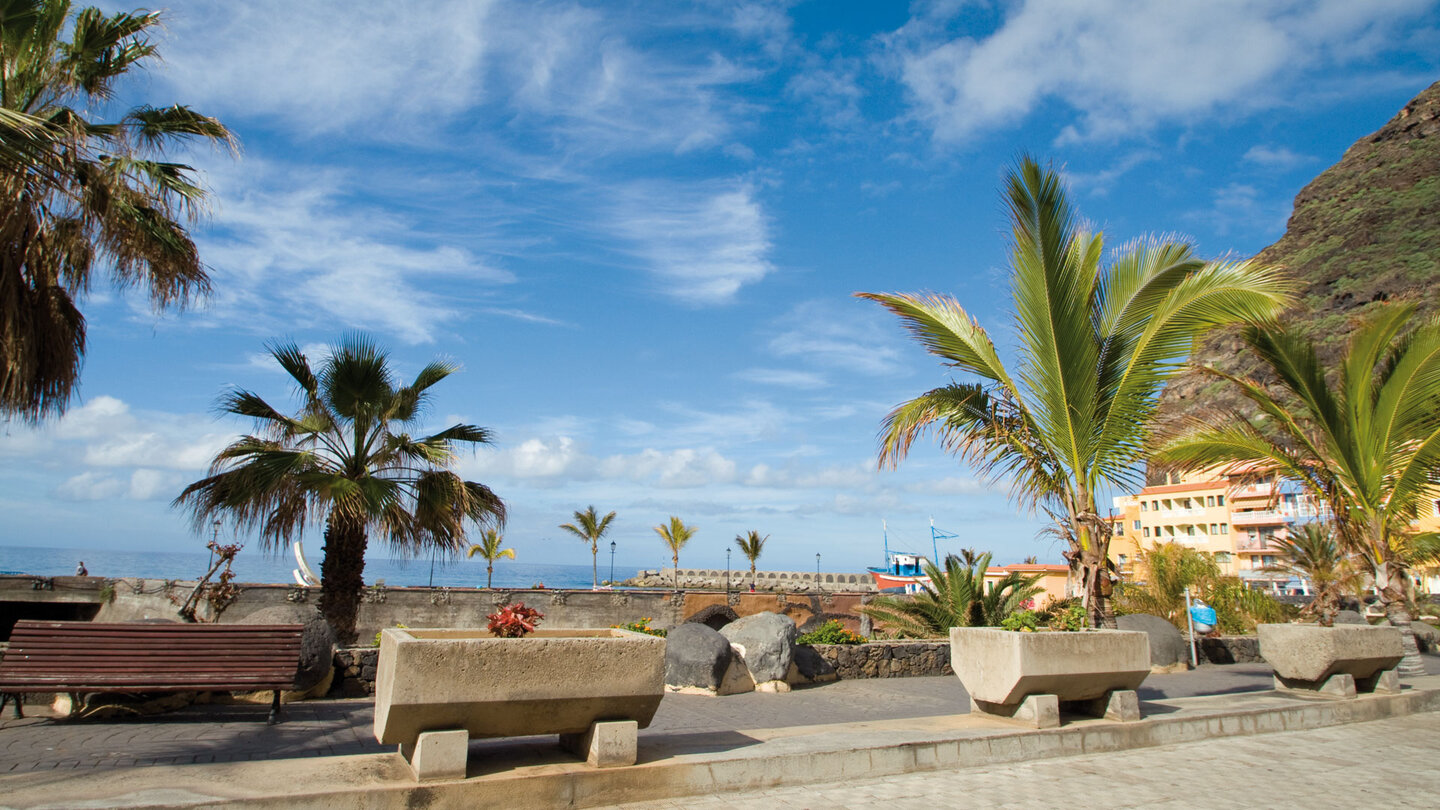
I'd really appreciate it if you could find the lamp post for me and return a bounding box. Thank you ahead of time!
[816,553,821,590]
[610,540,617,585]
[726,547,732,594]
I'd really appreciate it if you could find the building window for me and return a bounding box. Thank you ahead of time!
[1133,520,1141,530]
[1143,527,1150,538]
[1433,499,1440,517]
[1118,554,1128,565]
[1210,523,1219,534]
[1152,501,1159,511]
[1140,501,1148,512]
[1184,525,1195,536]
[1217,495,1225,506]
[1220,523,1228,534]
[1206,495,1216,507]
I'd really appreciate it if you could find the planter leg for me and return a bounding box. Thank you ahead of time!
[970,694,1059,729]
[1357,668,1401,695]
[559,720,638,767]
[1080,689,1140,722]
[399,730,469,782]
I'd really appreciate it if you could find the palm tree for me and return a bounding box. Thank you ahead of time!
[559,505,617,589]
[957,548,984,567]
[1,1,236,420]
[1260,524,1360,626]
[1114,542,1222,626]
[859,553,1043,638]
[734,530,767,586]
[1158,305,1440,674]
[175,335,505,644]
[858,156,1292,627]
[654,516,696,590]
[467,529,515,589]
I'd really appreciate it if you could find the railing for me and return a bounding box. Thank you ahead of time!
[1235,535,1281,551]
[1231,510,1289,526]
[1230,483,1274,500]
[1157,507,1209,519]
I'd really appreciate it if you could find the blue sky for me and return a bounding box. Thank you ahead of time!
[2,0,1439,576]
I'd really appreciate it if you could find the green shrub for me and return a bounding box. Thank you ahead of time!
[796,619,866,645]
[373,623,408,647]
[614,617,667,637]
[1000,610,1040,632]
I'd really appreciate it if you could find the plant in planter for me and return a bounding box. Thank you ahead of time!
[796,620,866,645]
[488,603,543,637]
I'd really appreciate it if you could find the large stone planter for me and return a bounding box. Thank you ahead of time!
[1257,624,1403,698]
[949,628,1150,728]
[374,628,665,779]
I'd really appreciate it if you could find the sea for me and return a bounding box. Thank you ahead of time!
[0,545,605,590]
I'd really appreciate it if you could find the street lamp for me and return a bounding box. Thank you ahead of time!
[726,547,732,594]
[816,553,822,589]
[609,540,617,585]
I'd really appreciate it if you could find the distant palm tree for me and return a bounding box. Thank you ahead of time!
[1159,305,1440,674]
[467,529,515,589]
[957,548,984,567]
[175,335,505,644]
[654,517,696,590]
[1,1,236,420]
[734,530,768,586]
[559,505,616,589]
[1022,555,1039,565]
[1260,524,1359,627]
[858,156,1291,627]
[859,553,1043,638]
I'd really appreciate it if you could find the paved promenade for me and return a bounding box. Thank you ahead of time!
[0,663,1282,773]
[618,710,1440,809]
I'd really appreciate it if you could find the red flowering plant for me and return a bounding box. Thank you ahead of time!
[487,602,544,638]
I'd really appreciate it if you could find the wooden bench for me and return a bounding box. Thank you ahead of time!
[0,620,305,723]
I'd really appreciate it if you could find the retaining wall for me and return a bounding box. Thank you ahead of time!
[810,641,952,678]
[628,568,875,592]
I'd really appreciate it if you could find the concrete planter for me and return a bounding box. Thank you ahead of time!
[949,628,1150,728]
[374,628,665,779]
[1257,623,1403,698]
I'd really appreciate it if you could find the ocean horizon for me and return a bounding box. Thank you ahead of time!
[0,544,610,590]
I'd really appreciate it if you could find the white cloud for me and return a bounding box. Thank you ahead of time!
[1242,145,1314,169]
[609,180,774,303]
[1062,151,1160,196]
[733,368,830,389]
[54,472,126,501]
[193,159,513,344]
[904,476,989,496]
[768,300,908,376]
[886,0,1436,144]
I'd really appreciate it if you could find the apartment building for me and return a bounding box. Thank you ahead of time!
[1109,467,1327,591]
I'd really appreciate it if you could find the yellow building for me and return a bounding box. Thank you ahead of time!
[1109,467,1328,591]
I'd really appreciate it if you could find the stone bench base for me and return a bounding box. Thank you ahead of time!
[399,720,639,781]
[1274,668,1402,699]
[970,689,1141,729]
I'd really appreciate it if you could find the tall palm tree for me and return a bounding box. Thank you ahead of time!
[654,516,696,590]
[1,1,235,420]
[957,548,984,567]
[1260,524,1361,627]
[859,553,1043,638]
[175,335,505,644]
[858,156,1292,627]
[466,529,515,589]
[559,505,616,589]
[734,530,767,587]
[1158,305,1440,674]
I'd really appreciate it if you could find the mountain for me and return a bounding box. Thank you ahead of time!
[1160,79,1440,431]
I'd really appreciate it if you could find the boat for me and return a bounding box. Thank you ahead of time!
[866,519,959,593]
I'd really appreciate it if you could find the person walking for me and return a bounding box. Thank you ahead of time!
[74,561,88,576]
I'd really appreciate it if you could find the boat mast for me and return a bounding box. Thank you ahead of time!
[930,517,959,565]
[882,519,890,567]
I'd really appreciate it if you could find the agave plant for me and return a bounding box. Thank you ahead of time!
[859,553,1043,639]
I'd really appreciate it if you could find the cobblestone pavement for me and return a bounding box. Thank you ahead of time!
[0,660,1428,775]
[617,711,1440,810]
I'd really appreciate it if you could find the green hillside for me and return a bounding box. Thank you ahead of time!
[1161,79,1440,426]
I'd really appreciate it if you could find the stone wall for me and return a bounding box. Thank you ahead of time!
[332,648,379,697]
[1197,635,1264,664]
[627,568,875,593]
[810,641,952,679]
[0,575,871,644]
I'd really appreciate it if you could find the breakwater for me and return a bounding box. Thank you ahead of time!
[626,568,876,592]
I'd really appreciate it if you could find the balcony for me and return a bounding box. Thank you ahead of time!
[1235,535,1281,552]
[1156,507,1209,519]
[1231,509,1289,527]
[1230,483,1275,501]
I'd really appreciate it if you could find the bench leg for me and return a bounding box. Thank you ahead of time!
[267,690,282,725]
[1,693,21,719]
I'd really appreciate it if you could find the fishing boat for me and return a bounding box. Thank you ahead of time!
[866,519,959,593]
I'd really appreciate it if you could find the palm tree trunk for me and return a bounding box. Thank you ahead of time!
[487,562,493,589]
[673,553,680,591]
[1381,575,1426,676]
[1080,550,1117,629]
[751,562,757,588]
[592,543,599,589]
[318,514,368,646]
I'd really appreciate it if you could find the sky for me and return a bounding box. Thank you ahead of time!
[2,0,1439,577]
